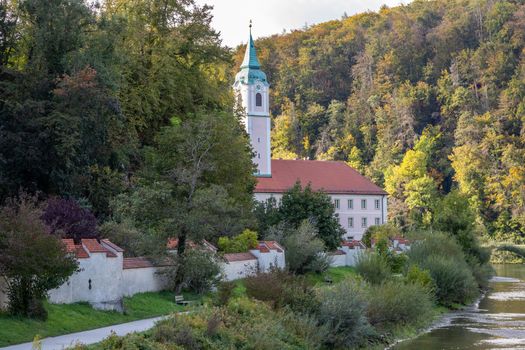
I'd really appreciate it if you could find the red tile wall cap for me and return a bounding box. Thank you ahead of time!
[223,252,257,262]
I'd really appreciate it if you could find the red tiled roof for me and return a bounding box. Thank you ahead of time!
[262,240,283,252]
[82,239,107,253]
[81,239,118,258]
[330,249,345,256]
[223,252,257,262]
[62,239,89,259]
[255,159,386,195]
[167,238,217,252]
[123,257,154,269]
[102,239,124,252]
[341,240,365,249]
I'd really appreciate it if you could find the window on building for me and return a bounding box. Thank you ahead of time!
[361,199,367,209]
[255,93,262,106]
[361,217,367,228]
[375,199,380,210]
[348,236,354,240]
[348,199,353,209]
[375,217,380,225]
[257,153,261,159]
[348,217,354,228]
[334,199,340,209]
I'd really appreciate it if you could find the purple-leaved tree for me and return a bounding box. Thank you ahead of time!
[41,197,99,242]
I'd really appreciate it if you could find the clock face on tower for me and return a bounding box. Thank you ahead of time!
[256,84,261,91]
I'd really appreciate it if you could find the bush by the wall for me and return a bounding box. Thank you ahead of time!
[355,252,391,284]
[218,229,258,253]
[366,280,434,329]
[179,248,222,294]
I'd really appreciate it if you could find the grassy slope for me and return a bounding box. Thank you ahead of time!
[0,291,199,347]
[305,266,357,286]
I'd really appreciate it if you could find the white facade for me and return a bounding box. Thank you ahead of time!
[48,241,124,306]
[122,267,169,297]
[222,259,258,281]
[254,192,387,241]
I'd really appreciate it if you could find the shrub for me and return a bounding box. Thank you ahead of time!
[151,297,324,349]
[316,279,375,348]
[218,229,258,253]
[405,265,435,292]
[420,255,478,306]
[366,280,434,329]
[281,220,330,274]
[407,232,480,306]
[355,252,391,284]
[362,223,401,248]
[215,281,236,306]
[179,248,221,294]
[244,269,289,307]
[280,276,320,315]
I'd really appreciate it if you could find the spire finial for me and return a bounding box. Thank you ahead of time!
[249,20,252,33]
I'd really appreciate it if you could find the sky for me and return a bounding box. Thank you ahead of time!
[195,0,408,47]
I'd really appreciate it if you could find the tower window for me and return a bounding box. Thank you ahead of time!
[255,93,262,107]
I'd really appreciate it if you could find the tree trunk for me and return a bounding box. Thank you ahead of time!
[174,229,187,294]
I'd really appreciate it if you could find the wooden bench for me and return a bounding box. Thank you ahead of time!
[175,295,192,305]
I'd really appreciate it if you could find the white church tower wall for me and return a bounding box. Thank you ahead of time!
[234,23,271,177]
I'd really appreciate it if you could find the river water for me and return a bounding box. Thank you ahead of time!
[393,264,525,350]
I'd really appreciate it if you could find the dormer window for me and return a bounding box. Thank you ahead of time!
[255,93,262,107]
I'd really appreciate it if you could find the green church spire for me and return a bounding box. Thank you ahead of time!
[234,21,268,86]
[241,20,261,69]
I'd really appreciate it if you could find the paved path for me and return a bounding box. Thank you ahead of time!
[0,316,167,350]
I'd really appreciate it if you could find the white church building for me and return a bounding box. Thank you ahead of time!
[234,26,387,240]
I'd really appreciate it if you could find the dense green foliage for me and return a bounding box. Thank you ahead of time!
[408,232,481,306]
[218,229,258,253]
[0,0,251,219]
[240,0,525,241]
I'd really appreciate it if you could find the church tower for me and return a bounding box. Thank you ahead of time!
[234,23,271,177]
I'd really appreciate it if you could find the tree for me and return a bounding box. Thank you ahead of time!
[41,197,99,242]
[278,182,345,250]
[384,128,440,228]
[218,229,258,253]
[0,194,78,319]
[269,220,329,274]
[112,110,255,291]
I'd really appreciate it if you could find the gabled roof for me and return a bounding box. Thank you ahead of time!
[252,240,284,253]
[341,240,366,249]
[223,252,257,262]
[166,238,217,252]
[62,238,124,259]
[255,159,387,195]
[62,239,89,259]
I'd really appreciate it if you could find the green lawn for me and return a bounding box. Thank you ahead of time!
[0,291,199,347]
[306,266,357,286]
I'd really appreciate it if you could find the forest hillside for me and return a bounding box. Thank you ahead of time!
[234,0,525,242]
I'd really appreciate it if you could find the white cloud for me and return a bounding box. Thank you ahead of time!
[195,0,408,47]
